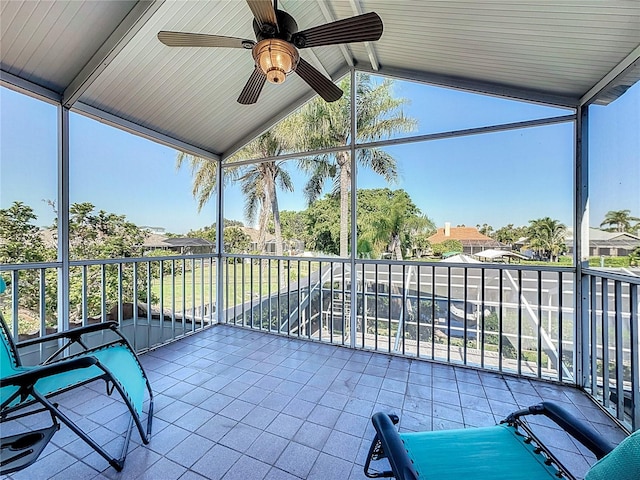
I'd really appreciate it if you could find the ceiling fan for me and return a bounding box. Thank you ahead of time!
[158,0,383,105]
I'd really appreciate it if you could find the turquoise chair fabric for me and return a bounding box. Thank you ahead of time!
[0,315,153,472]
[585,429,640,480]
[400,424,560,479]
[29,345,146,416]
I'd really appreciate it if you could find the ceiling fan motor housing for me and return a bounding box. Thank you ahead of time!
[252,10,300,84]
[253,10,298,42]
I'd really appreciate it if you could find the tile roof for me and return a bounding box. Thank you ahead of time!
[428,227,495,243]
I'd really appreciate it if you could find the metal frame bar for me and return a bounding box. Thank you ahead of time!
[57,106,70,333]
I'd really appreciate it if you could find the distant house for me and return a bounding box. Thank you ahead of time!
[242,227,304,255]
[565,228,640,257]
[143,235,214,255]
[428,223,507,255]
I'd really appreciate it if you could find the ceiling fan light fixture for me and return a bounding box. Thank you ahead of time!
[253,38,299,84]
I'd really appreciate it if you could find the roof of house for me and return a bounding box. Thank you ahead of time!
[428,227,501,244]
[565,228,640,247]
[163,237,213,247]
[143,234,214,249]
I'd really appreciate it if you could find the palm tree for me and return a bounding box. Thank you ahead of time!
[365,193,434,260]
[235,133,294,255]
[293,75,416,257]
[176,154,231,212]
[527,217,567,262]
[600,209,640,233]
[177,130,293,256]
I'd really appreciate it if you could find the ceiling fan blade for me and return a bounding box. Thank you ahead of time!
[292,12,383,48]
[295,58,343,103]
[246,0,278,29]
[158,31,254,49]
[238,67,267,104]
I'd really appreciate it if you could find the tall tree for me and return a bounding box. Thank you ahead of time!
[294,75,416,257]
[0,202,49,264]
[0,202,54,315]
[494,224,528,246]
[527,217,567,262]
[362,189,433,260]
[600,209,640,233]
[178,131,294,257]
[234,132,294,256]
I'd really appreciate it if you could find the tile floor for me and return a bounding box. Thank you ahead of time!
[2,324,628,480]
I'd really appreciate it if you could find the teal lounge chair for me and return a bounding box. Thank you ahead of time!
[1,302,153,473]
[365,402,639,480]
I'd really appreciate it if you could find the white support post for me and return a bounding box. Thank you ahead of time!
[216,158,224,324]
[575,105,590,387]
[57,106,70,332]
[349,68,357,348]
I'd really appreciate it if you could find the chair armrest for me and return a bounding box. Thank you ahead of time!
[16,322,119,348]
[371,413,419,480]
[503,401,615,459]
[1,356,98,387]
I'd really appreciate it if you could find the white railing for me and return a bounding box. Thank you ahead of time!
[2,255,638,430]
[584,267,639,431]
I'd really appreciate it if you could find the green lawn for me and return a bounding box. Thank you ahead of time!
[150,259,317,313]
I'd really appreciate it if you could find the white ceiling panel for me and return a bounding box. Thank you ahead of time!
[0,0,137,92]
[1,0,639,157]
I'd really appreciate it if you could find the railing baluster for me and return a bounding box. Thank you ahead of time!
[602,278,610,408]
[374,264,378,351]
[132,262,138,349]
[209,257,213,325]
[446,266,451,363]
[287,259,291,335]
[330,262,334,344]
[39,268,46,360]
[241,258,246,325]
[388,264,392,353]
[342,261,347,346]
[416,265,421,359]
[159,260,164,342]
[498,270,503,372]
[277,259,281,333]
[431,266,435,361]
[557,271,563,383]
[537,270,542,378]
[200,258,204,329]
[480,268,485,369]
[267,258,272,332]
[171,259,176,340]
[463,267,468,365]
[630,282,639,430]
[257,258,261,329]
[117,263,123,327]
[297,260,301,338]
[318,261,323,342]
[147,261,152,342]
[308,260,312,341]
[614,280,624,421]
[81,265,88,327]
[517,269,522,376]
[590,275,598,395]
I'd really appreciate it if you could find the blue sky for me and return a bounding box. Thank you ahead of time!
[1,78,638,234]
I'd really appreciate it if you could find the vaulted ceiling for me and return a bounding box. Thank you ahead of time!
[2,1,639,160]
